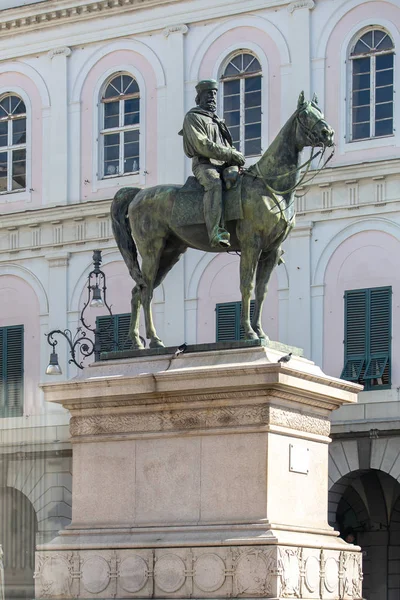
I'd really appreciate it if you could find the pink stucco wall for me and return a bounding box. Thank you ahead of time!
[0,72,43,212]
[323,230,400,385]
[80,50,158,201]
[0,275,40,416]
[197,253,279,343]
[325,1,400,166]
[198,26,282,143]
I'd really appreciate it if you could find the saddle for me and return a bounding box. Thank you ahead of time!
[171,175,243,228]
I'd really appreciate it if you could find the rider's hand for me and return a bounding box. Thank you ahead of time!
[231,149,245,167]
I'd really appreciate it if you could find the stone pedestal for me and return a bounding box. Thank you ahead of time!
[35,344,363,599]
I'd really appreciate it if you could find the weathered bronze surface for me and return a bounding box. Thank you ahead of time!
[111,91,334,349]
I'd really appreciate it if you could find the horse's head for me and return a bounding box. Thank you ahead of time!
[295,91,334,150]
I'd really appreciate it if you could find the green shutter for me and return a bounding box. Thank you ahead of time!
[341,287,391,389]
[0,325,24,418]
[216,301,255,342]
[96,314,133,353]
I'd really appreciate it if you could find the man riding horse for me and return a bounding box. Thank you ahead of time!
[180,79,246,249]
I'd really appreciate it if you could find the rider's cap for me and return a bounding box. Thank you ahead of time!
[195,79,218,94]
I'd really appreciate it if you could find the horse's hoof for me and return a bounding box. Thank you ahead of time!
[150,338,165,349]
[132,341,144,350]
[243,331,259,341]
[253,328,269,342]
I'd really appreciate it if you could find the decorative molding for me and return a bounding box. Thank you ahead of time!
[163,24,189,37]
[48,46,72,60]
[70,403,330,437]
[47,253,70,268]
[0,0,180,39]
[288,0,315,12]
[35,545,363,599]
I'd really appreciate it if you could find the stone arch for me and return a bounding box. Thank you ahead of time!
[71,38,165,103]
[0,62,50,107]
[315,0,400,59]
[188,15,290,82]
[313,218,400,286]
[0,264,48,315]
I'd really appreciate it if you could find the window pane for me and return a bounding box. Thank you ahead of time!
[104,133,119,147]
[245,91,261,108]
[0,97,9,117]
[376,85,393,103]
[224,94,240,111]
[245,107,261,124]
[353,106,370,123]
[104,102,119,129]
[353,89,370,106]
[245,138,261,156]
[103,133,120,176]
[104,144,119,161]
[229,125,240,143]
[375,102,393,120]
[124,98,140,126]
[104,161,119,176]
[0,151,7,191]
[124,157,139,173]
[353,72,370,91]
[12,149,26,190]
[245,123,261,141]
[353,57,370,74]
[377,34,394,51]
[243,54,261,73]
[123,75,139,95]
[224,111,240,128]
[376,53,393,70]
[104,76,122,99]
[124,142,139,159]
[12,118,26,145]
[0,121,7,147]
[224,56,242,77]
[223,80,240,95]
[11,97,25,115]
[352,122,370,140]
[125,130,139,144]
[376,69,393,87]
[375,118,393,137]
[233,140,240,151]
[359,31,373,49]
[245,76,261,92]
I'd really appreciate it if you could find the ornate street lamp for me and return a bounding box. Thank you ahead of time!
[45,250,112,373]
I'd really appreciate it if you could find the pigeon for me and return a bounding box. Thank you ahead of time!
[278,352,292,364]
[173,343,187,358]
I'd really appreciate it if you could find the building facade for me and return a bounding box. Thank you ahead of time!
[0,0,399,598]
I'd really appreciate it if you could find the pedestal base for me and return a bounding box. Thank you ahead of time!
[36,344,363,599]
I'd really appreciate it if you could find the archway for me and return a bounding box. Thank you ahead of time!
[330,469,400,600]
[0,487,37,599]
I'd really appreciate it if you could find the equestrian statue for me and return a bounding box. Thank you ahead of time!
[111,82,334,349]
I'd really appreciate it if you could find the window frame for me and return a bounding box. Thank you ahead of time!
[99,73,140,180]
[0,94,27,195]
[220,52,263,158]
[348,28,395,143]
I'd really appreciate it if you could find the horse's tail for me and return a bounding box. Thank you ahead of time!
[110,187,144,287]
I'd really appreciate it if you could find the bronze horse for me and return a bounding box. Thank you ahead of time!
[111,92,334,348]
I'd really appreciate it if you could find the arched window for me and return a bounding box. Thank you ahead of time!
[100,74,140,178]
[0,95,26,193]
[221,53,262,157]
[350,29,394,141]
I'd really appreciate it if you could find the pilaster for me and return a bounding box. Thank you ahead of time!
[48,47,71,205]
[287,1,315,101]
[159,24,188,184]
[286,221,313,356]
[46,252,70,381]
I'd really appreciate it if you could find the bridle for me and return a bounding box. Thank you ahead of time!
[247,104,335,204]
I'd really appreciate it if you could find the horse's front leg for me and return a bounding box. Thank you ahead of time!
[239,243,261,340]
[252,246,281,341]
[139,240,165,349]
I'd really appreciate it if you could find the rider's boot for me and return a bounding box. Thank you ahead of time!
[204,186,231,249]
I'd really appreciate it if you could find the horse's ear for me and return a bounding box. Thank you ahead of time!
[312,93,319,105]
[297,91,305,109]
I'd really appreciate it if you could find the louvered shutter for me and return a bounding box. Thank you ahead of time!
[341,290,367,381]
[341,287,391,388]
[116,314,133,351]
[364,287,391,384]
[0,325,24,418]
[96,314,133,353]
[96,315,115,353]
[216,301,255,342]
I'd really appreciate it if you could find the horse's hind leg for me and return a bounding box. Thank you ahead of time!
[129,284,144,349]
[252,246,281,341]
[139,237,166,348]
